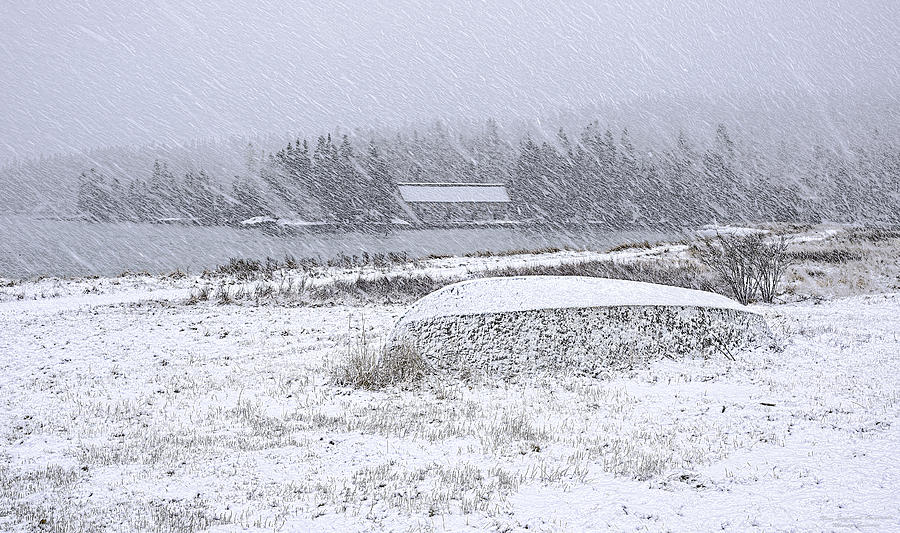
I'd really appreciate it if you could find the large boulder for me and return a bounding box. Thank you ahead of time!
[389,276,770,378]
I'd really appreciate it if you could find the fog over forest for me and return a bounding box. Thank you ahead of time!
[1,1,898,270]
[2,0,897,160]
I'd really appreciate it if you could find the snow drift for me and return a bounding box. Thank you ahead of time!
[389,276,770,378]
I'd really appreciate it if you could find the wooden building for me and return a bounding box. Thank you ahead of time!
[396,182,512,226]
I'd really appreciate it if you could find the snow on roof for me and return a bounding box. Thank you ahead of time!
[399,276,751,323]
[397,183,510,203]
[697,225,770,238]
[240,216,276,226]
[276,219,327,227]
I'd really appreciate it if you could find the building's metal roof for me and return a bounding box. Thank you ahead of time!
[397,182,510,203]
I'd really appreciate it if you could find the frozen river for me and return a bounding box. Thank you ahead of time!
[0,216,681,278]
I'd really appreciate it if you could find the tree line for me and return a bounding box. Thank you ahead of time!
[75,119,900,228]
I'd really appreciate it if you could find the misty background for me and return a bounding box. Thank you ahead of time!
[0,0,898,277]
[2,0,897,161]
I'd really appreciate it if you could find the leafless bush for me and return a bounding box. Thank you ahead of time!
[696,234,790,304]
[117,270,151,278]
[167,268,188,279]
[253,283,274,300]
[326,251,412,269]
[695,235,760,305]
[754,238,790,303]
[332,322,428,389]
[205,256,313,280]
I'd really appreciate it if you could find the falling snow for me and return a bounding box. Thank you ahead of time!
[1,2,899,531]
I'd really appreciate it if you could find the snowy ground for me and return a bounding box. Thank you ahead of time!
[1,226,899,531]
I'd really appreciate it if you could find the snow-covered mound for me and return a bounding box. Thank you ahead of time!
[390,276,770,378]
[399,276,751,321]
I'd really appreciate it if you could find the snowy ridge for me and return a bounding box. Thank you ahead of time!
[398,276,752,324]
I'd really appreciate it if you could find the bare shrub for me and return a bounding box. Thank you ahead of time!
[696,234,791,304]
[205,252,414,281]
[211,258,263,280]
[118,270,151,278]
[695,235,760,305]
[253,283,273,300]
[167,268,188,279]
[326,251,413,269]
[753,237,790,303]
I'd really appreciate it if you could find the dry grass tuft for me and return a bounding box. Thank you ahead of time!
[476,258,723,294]
[310,274,446,305]
[786,248,863,263]
[332,324,428,389]
[606,240,653,253]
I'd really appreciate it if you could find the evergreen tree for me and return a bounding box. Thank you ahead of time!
[76,168,120,222]
[361,140,395,221]
[231,175,269,221]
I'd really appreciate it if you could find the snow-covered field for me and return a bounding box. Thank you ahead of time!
[1,226,899,531]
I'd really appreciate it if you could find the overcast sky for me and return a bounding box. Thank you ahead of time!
[1,0,897,161]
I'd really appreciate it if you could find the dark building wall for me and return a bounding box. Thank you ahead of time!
[409,202,510,225]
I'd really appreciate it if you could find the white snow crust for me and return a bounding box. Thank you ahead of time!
[2,280,898,532]
[398,276,752,324]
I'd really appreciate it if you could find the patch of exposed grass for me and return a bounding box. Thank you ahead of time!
[205,252,416,281]
[786,248,864,264]
[463,246,572,258]
[198,255,734,307]
[842,227,900,243]
[332,324,428,389]
[606,240,653,253]
[475,258,724,294]
[310,274,445,305]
